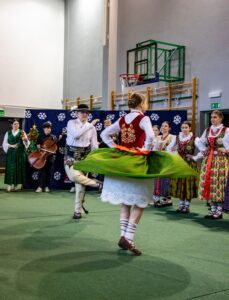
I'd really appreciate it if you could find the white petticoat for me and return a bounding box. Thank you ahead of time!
[101,176,153,208]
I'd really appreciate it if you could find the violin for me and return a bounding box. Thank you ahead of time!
[28,138,57,169]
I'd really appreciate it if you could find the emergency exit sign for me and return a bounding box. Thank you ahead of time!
[211,103,221,109]
[0,110,5,117]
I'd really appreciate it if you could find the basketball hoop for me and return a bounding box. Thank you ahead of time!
[119,73,143,88]
[119,73,143,105]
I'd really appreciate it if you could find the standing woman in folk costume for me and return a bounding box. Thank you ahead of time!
[74,93,196,255]
[222,130,229,213]
[2,119,30,192]
[153,121,176,207]
[151,125,161,204]
[152,125,160,148]
[171,121,199,213]
[196,110,229,219]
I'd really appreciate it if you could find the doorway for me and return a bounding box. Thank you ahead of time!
[200,110,229,133]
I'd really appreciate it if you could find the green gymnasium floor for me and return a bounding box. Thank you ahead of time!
[0,179,228,299]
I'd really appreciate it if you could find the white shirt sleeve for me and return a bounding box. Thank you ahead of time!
[90,127,99,150]
[139,116,154,150]
[223,128,229,151]
[166,135,177,152]
[192,151,204,162]
[67,120,94,140]
[195,131,207,152]
[2,132,9,153]
[152,138,159,151]
[101,119,121,148]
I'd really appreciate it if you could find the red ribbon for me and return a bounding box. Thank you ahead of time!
[202,137,215,200]
[113,144,150,155]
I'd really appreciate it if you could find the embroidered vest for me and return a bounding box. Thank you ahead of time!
[178,135,195,159]
[206,126,226,151]
[119,114,146,148]
[158,134,173,151]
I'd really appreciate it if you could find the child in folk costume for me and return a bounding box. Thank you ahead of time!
[196,110,229,219]
[74,93,196,256]
[153,121,176,207]
[222,131,229,212]
[171,121,199,213]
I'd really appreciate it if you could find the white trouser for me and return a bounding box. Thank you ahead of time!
[64,164,98,213]
[64,165,98,186]
[74,183,86,213]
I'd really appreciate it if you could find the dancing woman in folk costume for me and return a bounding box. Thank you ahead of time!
[152,121,176,207]
[171,121,199,213]
[74,93,196,256]
[196,110,229,219]
[2,119,30,192]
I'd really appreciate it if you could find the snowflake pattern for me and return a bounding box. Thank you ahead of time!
[32,171,39,181]
[96,123,103,131]
[54,171,61,181]
[173,115,182,125]
[70,111,77,119]
[57,113,66,122]
[106,114,115,120]
[119,111,127,117]
[58,147,65,155]
[37,112,47,120]
[150,113,160,121]
[25,110,32,119]
[87,113,93,122]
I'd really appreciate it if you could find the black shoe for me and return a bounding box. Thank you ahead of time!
[204,213,213,219]
[97,181,103,192]
[212,213,223,220]
[72,212,82,219]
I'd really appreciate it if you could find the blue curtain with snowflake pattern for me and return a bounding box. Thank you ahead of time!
[24,109,187,189]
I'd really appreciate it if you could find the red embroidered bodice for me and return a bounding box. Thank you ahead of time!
[119,114,146,148]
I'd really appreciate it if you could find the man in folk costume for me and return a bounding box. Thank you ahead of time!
[64,104,102,219]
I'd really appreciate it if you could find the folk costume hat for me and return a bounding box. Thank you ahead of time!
[70,104,90,112]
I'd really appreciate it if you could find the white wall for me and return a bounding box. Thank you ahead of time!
[117,0,229,114]
[64,0,104,100]
[0,0,64,110]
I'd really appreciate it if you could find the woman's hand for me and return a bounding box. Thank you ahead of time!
[218,147,227,154]
[10,144,18,149]
[91,119,100,126]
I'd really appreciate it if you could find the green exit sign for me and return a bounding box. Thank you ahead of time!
[0,110,5,117]
[211,103,221,109]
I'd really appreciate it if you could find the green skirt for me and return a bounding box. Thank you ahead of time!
[74,148,197,179]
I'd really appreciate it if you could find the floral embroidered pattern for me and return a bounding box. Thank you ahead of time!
[121,124,136,144]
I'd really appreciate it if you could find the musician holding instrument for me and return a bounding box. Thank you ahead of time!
[35,121,57,193]
[2,119,30,192]
[64,104,102,220]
